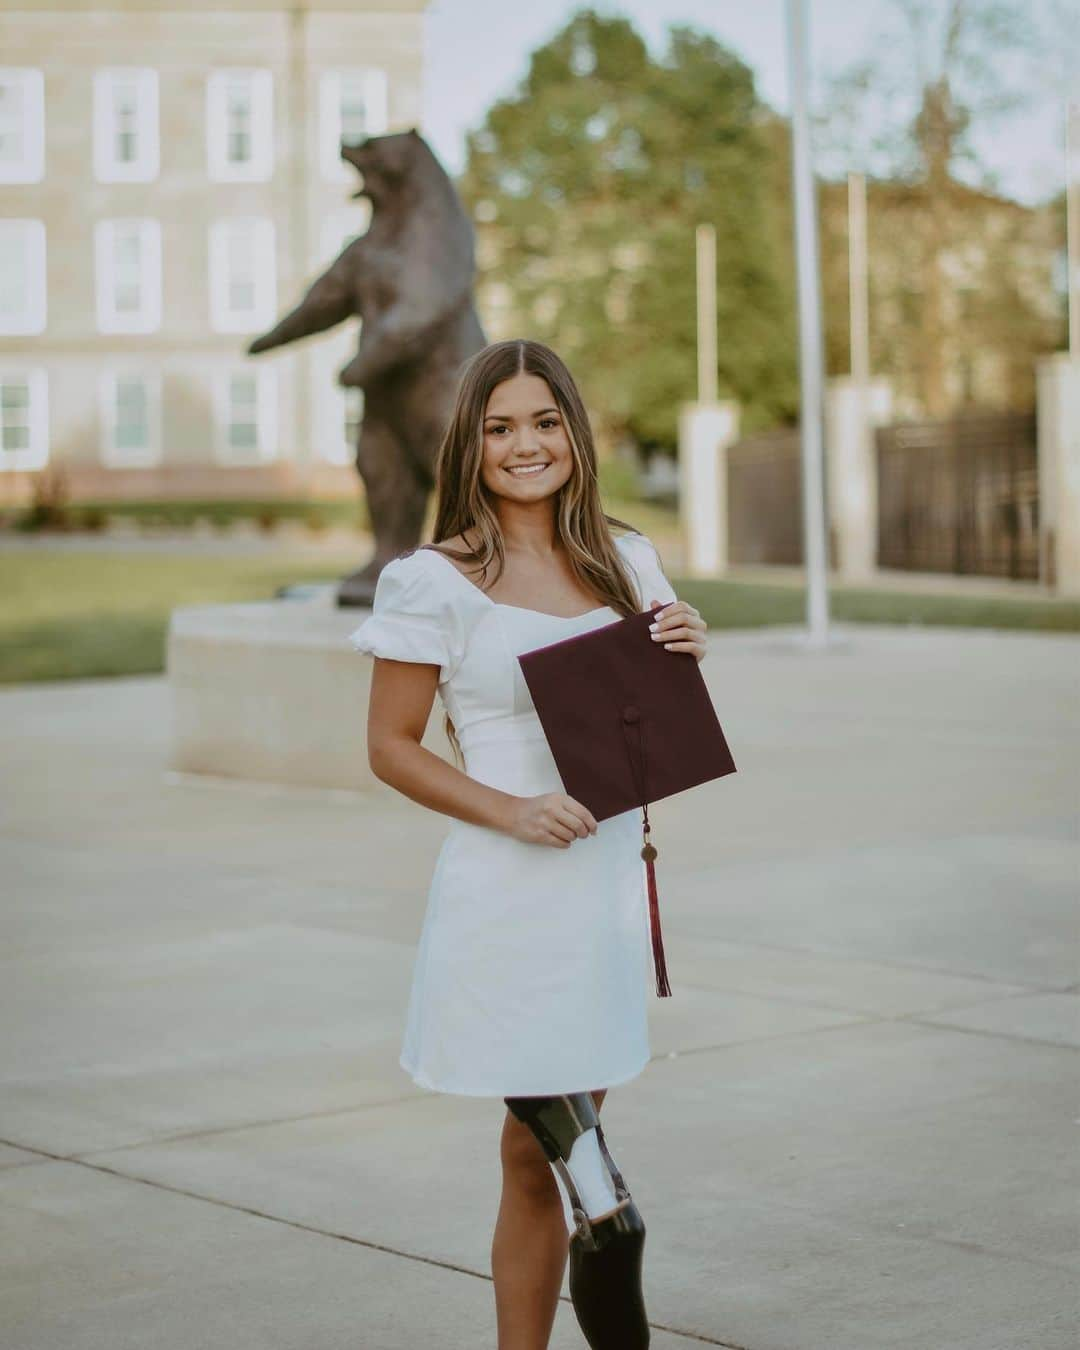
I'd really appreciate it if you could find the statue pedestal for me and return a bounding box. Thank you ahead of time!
[166,589,451,791]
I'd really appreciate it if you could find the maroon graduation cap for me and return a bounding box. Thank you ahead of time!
[518,605,737,997]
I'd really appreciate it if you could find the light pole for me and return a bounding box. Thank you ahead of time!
[696,223,718,404]
[785,0,831,645]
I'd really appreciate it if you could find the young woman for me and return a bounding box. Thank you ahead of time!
[349,338,707,1350]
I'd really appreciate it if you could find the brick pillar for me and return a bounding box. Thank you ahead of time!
[824,375,894,582]
[677,402,740,577]
[1037,354,1080,596]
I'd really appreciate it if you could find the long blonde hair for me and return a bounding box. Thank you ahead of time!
[408,338,649,767]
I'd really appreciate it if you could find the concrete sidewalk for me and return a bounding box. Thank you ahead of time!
[1,622,1077,1349]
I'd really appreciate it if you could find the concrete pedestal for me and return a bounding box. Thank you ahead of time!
[166,588,452,791]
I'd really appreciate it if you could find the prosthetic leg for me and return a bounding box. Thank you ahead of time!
[505,1093,649,1349]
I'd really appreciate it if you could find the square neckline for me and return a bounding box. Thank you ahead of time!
[418,544,615,621]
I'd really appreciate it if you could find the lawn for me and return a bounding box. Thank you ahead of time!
[672,572,1080,634]
[2,546,1077,685]
[1,550,351,683]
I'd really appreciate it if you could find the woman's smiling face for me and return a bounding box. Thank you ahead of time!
[480,372,574,502]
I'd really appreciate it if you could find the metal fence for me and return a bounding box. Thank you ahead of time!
[875,412,1039,580]
[725,411,1039,580]
[727,427,805,566]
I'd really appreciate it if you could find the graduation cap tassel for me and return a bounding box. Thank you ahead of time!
[641,803,671,997]
[621,705,672,997]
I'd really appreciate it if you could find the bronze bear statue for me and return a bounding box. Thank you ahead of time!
[249,127,487,607]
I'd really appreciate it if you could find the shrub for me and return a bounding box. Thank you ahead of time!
[76,506,108,532]
[17,465,73,531]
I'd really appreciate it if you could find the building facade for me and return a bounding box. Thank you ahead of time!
[817,178,1066,420]
[0,0,429,504]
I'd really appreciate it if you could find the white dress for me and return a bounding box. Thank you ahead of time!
[348,530,678,1097]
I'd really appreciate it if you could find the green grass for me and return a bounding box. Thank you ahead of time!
[0,552,350,683]
[675,575,1080,634]
[1,548,1076,686]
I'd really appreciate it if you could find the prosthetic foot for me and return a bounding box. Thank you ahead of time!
[505,1093,649,1349]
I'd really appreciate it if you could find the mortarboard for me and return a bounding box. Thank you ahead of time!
[518,605,737,997]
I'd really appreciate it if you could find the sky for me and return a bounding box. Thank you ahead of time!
[420,0,1078,207]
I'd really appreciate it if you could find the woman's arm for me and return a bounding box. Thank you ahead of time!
[367,656,517,831]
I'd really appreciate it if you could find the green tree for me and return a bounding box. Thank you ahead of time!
[458,10,799,451]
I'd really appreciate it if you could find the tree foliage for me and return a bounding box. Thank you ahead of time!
[458,10,799,450]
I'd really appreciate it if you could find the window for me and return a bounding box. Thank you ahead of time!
[319,69,388,180]
[100,370,161,466]
[206,70,273,181]
[0,219,46,335]
[214,367,277,463]
[93,68,158,182]
[208,218,276,332]
[0,369,48,471]
[94,219,161,333]
[225,373,258,456]
[319,380,363,465]
[0,69,44,183]
[344,385,363,453]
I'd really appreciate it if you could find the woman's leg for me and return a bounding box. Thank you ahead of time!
[492,1088,607,1350]
[502,1089,648,1350]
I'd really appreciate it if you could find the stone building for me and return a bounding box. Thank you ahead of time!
[817,178,1066,419]
[0,0,429,505]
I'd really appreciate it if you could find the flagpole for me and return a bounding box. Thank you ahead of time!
[848,171,869,388]
[785,0,830,645]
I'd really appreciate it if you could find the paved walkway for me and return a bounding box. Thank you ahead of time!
[1,621,1077,1348]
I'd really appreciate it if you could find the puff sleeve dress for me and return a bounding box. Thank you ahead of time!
[349,530,678,1097]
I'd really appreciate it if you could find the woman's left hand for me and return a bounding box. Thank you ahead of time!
[648,598,707,663]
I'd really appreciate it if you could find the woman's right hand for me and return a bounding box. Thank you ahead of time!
[504,792,598,848]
